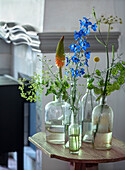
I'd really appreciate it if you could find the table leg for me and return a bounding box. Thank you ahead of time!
[73,162,86,170]
[70,162,98,170]
[86,163,98,170]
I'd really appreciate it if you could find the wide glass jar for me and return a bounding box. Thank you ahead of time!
[81,86,98,143]
[45,95,70,144]
[92,98,113,150]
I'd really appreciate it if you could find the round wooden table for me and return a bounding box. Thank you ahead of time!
[29,132,125,170]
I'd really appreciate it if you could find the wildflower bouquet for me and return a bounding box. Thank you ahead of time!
[85,9,124,105]
[65,16,97,113]
[19,36,69,102]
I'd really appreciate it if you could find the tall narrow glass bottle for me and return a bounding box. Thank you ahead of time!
[69,110,80,154]
[81,80,98,143]
[70,81,82,148]
[65,81,82,148]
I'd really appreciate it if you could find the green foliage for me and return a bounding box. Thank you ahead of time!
[85,11,125,103]
[87,83,94,90]
[96,69,101,76]
[89,58,125,101]
[19,55,70,102]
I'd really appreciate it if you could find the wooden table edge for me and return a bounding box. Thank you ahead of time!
[29,132,125,164]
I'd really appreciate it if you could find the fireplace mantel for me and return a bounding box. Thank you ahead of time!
[38,32,120,53]
[0,22,121,54]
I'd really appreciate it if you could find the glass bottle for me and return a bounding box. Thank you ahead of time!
[81,80,98,143]
[64,106,71,148]
[92,97,113,150]
[69,110,80,154]
[70,81,82,148]
[45,95,70,144]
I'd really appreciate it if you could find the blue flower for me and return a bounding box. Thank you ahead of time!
[85,28,90,35]
[79,62,83,66]
[85,51,91,59]
[74,28,86,40]
[74,31,82,40]
[80,17,92,28]
[80,68,85,75]
[79,28,86,36]
[69,43,80,52]
[66,57,70,66]
[75,69,79,77]
[71,68,75,77]
[79,39,90,51]
[84,59,89,67]
[91,23,97,31]
[72,55,80,64]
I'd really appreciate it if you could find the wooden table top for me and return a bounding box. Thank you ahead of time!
[29,132,125,164]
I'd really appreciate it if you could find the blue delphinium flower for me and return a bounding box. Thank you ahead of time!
[80,17,92,29]
[72,55,80,64]
[91,23,97,31]
[84,59,89,67]
[66,57,70,66]
[75,69,79,77]
[66,16,97,78]
[85,51,91,59]
[80,68,85,75]
[79,39,90,51]
[74,30,83,40]
[69,44,80,53]
[70,68,74,76]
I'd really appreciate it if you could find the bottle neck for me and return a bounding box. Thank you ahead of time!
[100,96,107,105]
[86,78,94,93]
[70,81,77,108]
[55,95,64,102]
[71,110,74,125]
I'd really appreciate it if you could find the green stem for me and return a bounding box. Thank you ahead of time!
[109,44,115,79]
[43,60,59,81]
[59,66,62,80]
[102,24,110,104]
[102,47,109,104]
[71,64,78,114]
[95,35,106,47]
[92,62,97,76]
[93,24,111,146]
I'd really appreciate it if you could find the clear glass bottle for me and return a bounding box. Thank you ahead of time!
[69,110,80,154]
[64,107,71,148]
[81,80,98,143]
[70,81,82,148]
[45,95,70,144]
[92,97,113,150]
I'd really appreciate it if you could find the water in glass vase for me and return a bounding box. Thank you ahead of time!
[93,132,112,150]
[69,134,79,154]
[83,121,92,143]
[65,124,69,148]
[45,120,65,144]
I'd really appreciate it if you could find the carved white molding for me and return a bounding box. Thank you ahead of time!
[0,23,121,54]
[38,32,121,53]
[0,22,40,52]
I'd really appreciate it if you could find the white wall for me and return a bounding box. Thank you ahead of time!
[0,0,45,31]
[0,39,13,75]
[0,0,45,76]
[12,45,37,78]
[42,0,125,170]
